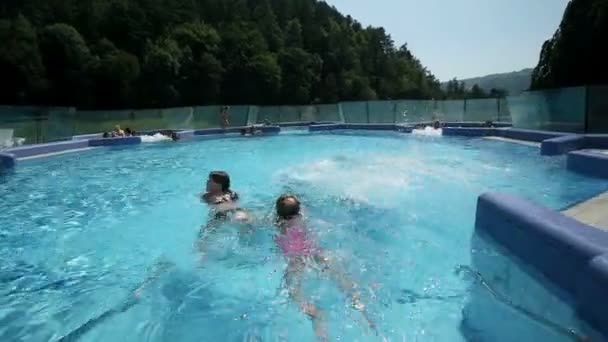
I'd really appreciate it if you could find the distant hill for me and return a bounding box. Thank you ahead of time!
[443,68,533,96]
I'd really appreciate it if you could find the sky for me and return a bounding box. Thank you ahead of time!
[324,0,570,81]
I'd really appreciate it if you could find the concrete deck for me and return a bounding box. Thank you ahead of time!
[563,191,608,231]
[483,136,541,148]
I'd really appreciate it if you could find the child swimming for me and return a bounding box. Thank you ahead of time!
[197,171,252,258]
[200,171,250,222]
[274,194,375,341]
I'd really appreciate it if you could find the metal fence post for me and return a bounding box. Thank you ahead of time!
[584,86,590,133]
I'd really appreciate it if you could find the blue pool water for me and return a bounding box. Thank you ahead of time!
[1,132,607,341]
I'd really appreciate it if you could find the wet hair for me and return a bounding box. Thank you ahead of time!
[485,120,494,128]
[171,132,179,141]
[125,127,133,136]
[240,128,247,135]
[276,194,301,219]
[102,132,110,138]
[209,171,231,192]
[433,121,441,129]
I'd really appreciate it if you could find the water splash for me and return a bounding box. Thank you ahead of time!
[412,126,442,137]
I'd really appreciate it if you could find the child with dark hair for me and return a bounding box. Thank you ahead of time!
[274,194,375,341]
[197,171,251,251]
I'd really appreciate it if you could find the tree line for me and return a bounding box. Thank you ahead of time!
[1,0,505,110]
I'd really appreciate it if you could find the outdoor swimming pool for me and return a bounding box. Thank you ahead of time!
[1,131,607,341]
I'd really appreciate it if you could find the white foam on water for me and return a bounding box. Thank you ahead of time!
[412,126,442,136]
[276,151,485,209]
[141,133,172,143]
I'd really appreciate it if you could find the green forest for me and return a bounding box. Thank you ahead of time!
[0,0,459,109]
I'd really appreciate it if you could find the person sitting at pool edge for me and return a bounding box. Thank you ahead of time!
[113,125,125,137]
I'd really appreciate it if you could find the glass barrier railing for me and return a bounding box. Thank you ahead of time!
[2,85,607,147]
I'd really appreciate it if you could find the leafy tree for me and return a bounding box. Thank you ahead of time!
[279,48,321,104]
[253,0,283,52]
[531,0,608,89]
[138,38,182,107]
[284,19,303,48]
[470,84,486,98]
[0,15,46,104]
[39,23,91,105]
[85,49,140,108]
[0,0,448,107]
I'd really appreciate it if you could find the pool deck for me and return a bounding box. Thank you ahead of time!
[483,136,541,147]
[17,147,99,161]
[563,191,608,231]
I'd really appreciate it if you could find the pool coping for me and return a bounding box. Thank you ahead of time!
[563,191,608,231]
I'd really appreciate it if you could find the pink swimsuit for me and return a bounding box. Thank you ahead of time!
[275,225,316,257]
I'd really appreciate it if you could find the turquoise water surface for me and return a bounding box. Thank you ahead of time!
[1,131,607,341]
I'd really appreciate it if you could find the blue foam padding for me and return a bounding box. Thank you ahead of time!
[567,151,608,179]
[176,130,195,140]
[475,192,608,296]
[584,135,608,150]
[442,121,512,128]
[309,123,399,131]
[309,124,345,131]
[442,127,495,137]
[194,126,280,136]
[72,133,103,140]
[343,123,397,130]
[576,254,608,334]
[88,136,141,147]
[194,128,225,135]
[259,125,281,134]
[496,128,568,142]
[540,135,586,156]
[280,121,336,127]
[5,140,90,158]
[0,152,16,169]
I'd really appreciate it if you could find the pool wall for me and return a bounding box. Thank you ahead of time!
[89,136,141,146]
[473,192,608,338]
[0,152,16,169]
[567,150,608,179]
[463,233,594,341]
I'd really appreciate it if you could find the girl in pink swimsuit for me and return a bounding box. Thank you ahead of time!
[274,195,375,341]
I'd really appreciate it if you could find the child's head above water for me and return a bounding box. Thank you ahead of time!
[207,171,231,193]
[276,194,301,219]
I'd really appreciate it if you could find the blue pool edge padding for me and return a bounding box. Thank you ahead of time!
[540,135,587,156]
[0,152,16,169]
[567,150,608,178]
[474,192,608,336]
[4,139,90,158]
[88,136,142,147]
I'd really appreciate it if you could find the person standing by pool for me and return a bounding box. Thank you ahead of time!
[274,194,376,341]
[220,106,230,129]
